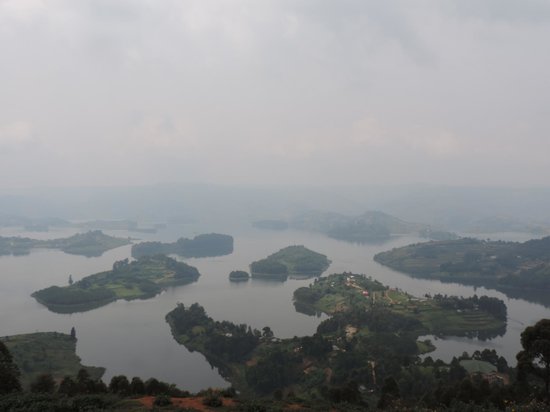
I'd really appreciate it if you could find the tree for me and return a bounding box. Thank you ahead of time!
[30,373,56,393]
[58,376,78,396]
[0,341,21,394]
[109,375,130,395]
[70,326,76,340]
[68,274,73,285]
[130,376,145,394]
[517,319,550,395]
[262,326,274,340]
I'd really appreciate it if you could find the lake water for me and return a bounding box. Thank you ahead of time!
[0,225,548,391]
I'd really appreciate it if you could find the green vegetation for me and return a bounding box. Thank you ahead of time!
[1,333,104,389]
[131,233,233,258]
[229,270,250,281]
[32,255,200,313]
[374,236,550,305]
[0,230,130,257]
[291,210,457,243]
[250,245,330,280]
[166,300,517,409]
[293,273,506,339]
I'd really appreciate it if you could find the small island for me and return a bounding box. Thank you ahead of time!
[131,233,233,258]
[293,273,507,339]
[374,236,550,305]
[32,255,200,313]
[0,230,131,257]
[250,245,330,280]
[229,270,250,282]
[1,332,104,388]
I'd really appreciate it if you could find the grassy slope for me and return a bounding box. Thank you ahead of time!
[2,332,104,388]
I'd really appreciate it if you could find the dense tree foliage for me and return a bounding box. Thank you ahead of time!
[0,341,21,394]
[167,303,261,363]
[517,319,550,395]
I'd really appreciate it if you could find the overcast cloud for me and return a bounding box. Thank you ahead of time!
[0,0,549,188]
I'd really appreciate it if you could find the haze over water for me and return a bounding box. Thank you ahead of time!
[1,222,547,390]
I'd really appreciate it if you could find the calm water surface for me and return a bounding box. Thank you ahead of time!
[0,226,547,390]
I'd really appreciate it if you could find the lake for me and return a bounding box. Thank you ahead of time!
[0,225,547,391]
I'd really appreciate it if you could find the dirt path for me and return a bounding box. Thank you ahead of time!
[137,396,236,411]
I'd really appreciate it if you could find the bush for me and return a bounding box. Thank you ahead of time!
[153,394,172,406]
[202,392,223,407]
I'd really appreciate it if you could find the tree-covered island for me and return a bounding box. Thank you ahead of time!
[250,245,330,280]
[293,273,506,339]
[0,230,130,257]
[229,270,250,281]
[374,236,550,305]
[32,255,200,313]
[131,233,233,258]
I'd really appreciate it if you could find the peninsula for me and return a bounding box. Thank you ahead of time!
[32,255,200,313]
[374,236,550,305]
[166,273,506,399]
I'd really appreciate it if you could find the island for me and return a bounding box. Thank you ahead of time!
[131,233,233,258]
[250,245,330,280]
[229,270,250,282]
[291,210,457,243]
[165,271,507,401]
[373,236,550,305]
[293,273,507,339]
[32,255,200,313]
[1,332,104,388]
[252,220,289,230]
[0,230,131,257]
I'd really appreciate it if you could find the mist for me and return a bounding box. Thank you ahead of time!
[1,0,549,189]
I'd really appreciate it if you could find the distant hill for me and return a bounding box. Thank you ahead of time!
[291,210,456,243]
[465,216,549,235]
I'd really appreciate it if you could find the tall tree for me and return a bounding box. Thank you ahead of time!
[517,319,550,395]
[0,341,21,394]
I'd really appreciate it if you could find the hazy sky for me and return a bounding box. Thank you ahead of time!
[1,0,549,188]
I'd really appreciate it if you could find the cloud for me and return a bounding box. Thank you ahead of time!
[0,0,548,187]
[0,121,33,147]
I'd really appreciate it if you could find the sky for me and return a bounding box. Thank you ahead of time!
[0,0,549,188]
